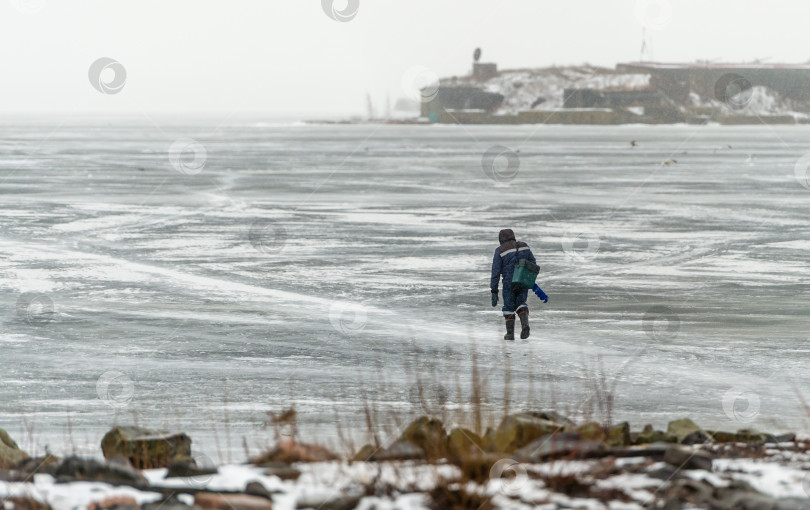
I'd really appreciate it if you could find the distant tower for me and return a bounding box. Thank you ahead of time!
[473,47,482,62]
[640,28,652,61]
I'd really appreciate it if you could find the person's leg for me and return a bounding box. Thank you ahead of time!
[516,288,530,339]
[501,288,516,340]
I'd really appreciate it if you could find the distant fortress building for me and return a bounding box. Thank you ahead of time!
[421,58,810,124]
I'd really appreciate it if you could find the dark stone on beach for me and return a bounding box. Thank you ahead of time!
[369,440,425,461]
[352,440,426,462]
[661,478,715,508]
[635,424,676,445]
[53,456,148,487]
[645,462,682,480]
[768,433,796,444]
[700,479,807,510]
[164,458,218,479]
[295,493,363,510]
[493,412,570,453]
[681,430,712,445]
[261,462,301,481]
[101,426,192,469]
[605,422,632,447]
[245,480,274,500]
[513,433,607,462]
[708,430,740,443]
[709,429,771,444]
[663,445,714,471]
[397,416,447,459]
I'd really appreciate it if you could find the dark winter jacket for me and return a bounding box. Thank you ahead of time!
[490,228,537,292]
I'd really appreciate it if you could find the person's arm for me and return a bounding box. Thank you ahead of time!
[527,247,537,265]
[490,249,502,292]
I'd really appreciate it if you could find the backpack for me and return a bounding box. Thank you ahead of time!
[511,244,539,290]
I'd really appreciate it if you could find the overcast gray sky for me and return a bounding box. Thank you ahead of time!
[1,0,808,117]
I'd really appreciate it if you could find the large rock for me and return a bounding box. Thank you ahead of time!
[605,422,631,447]
[492,412,569,453]
[575,422,605,442]
[666,418,713,444]
[101,426,191,469]
[635,424,676,445]
[397,417,447,459]
[708,429,777,444]
[0,429,29,469]
[513,433,606,462]
[446,427,486,460]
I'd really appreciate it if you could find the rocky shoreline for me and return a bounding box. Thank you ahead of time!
[1,413,809,509]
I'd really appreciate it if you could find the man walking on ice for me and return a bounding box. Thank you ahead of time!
[490,228,547,340]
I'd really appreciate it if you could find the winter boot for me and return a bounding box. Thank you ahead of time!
[504,316,515,341]
[518,310,530,339]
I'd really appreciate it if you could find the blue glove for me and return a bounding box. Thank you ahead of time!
[532,284,548,303]
[491,291,499,307]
